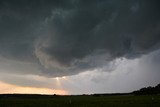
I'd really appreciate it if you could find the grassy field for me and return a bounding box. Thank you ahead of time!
[0,95,160,107]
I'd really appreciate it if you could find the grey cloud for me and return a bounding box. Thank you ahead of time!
[0,72,58,89]
[0,0,160,77]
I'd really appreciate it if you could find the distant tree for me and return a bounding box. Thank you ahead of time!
[133,83,160,95]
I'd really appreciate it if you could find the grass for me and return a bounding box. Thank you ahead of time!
[0,95,160,107]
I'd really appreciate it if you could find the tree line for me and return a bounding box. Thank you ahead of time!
[132,83,160,95]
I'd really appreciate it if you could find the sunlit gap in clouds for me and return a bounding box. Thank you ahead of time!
[53,76,85,94]
[54,76,65,88]
[53,76,67,94]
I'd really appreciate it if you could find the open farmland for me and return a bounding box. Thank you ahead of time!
[0,94,160,107]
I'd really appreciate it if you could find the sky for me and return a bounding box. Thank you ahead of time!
[0,0,160,95]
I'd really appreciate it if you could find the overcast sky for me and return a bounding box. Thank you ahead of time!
[0,0,160,95]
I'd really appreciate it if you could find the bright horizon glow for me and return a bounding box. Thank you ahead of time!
[0,81,68,95]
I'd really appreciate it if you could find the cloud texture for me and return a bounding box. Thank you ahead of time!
[0,0,160,77]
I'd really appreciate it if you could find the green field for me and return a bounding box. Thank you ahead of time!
[0,95,160,107]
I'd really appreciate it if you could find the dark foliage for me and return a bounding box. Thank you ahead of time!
[133,84,160,95]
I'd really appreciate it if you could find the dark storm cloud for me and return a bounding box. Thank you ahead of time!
[0,0,160,77]
[0,0,72,61]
